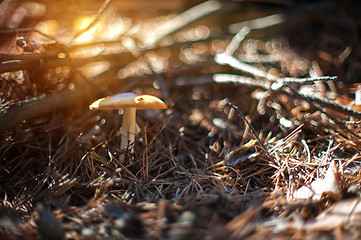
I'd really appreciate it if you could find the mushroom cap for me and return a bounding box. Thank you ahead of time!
[89,92,167,110]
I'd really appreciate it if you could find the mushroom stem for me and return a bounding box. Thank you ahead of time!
[119,107,140,150]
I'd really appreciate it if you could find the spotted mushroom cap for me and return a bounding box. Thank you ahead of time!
[89,92,167,110]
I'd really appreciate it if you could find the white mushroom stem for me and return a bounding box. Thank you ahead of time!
[119,107,140,150]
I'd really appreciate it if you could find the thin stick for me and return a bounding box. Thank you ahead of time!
[0,51,136,74]
[287,85,361,140]
[282,76,337,84]
[301,94,361,119]
[214,73,361,121]
[225,26,250,56]
[0,51,60,62]
[216,53,337,85]
[228,2,334,33]
[215,53,277,80]
[228,102,274,161]
[71,0,111,43]
[213,73,270,89]
[144,0,225,47]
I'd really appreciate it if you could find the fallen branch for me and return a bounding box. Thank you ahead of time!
[143,0,228,47]
[0,51,136,73]
[0,84,100,132]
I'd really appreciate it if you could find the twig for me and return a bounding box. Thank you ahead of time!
[225,26,251,56]
[0,51,60,62]
[228,102,274,161]
[216,53,337,86]
[0,51,136,73]
[215,47,360,123]
[213,73,270,89]
[143,0,227,47]
[215,53,277,80]
[300,94,361,119]
[70,0,111,44]
[0,85,99,132]
[214,72,361,136]
[237,53,281,63]
[281,76,337,84]
[286,85,361,140]
[228,2,334,33]
[344,120,361,125]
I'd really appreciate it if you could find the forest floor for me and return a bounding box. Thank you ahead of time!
[1,0,361,239]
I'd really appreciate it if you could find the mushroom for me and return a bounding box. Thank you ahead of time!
[89,92,167,150]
